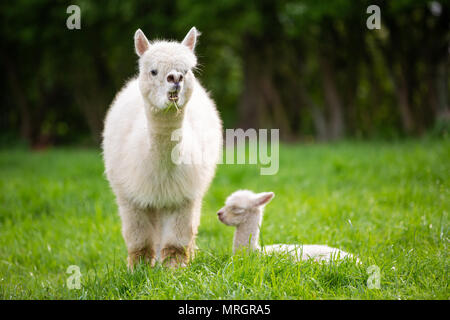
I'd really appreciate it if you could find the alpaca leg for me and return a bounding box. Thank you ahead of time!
[162,201,201,268]
[119,202,155,269]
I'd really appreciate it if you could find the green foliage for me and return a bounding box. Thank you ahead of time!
[0,0,448,145]
[0,139,448,299]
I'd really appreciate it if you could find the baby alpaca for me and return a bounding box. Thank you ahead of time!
[217,190,356,262]
[102,27,222,268]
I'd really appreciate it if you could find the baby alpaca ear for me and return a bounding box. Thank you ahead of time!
[182,27,200,51]
[253,192,275,207]
[134,29,150,57]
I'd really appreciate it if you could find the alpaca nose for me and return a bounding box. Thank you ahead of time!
[167,71,183,84]
[217,208,224,217]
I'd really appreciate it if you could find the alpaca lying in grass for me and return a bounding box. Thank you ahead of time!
[217,190,357,262]
[102,27,222,268]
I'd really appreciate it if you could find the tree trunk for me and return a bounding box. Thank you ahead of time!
[75,93,105,145]
[434,59,450,121]
[319,56,345,140]
[237,38,270,130]
[237,35,293,140]
[298,82,328,141]
[393,70,415,134]
[2,51,33,144]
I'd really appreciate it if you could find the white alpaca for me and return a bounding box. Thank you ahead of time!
[217,190,357,262]
[102,27,222,268]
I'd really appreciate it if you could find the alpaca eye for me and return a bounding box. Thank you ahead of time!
[150,70,158,76]
[183,70,188,75]
[232,207,244,214]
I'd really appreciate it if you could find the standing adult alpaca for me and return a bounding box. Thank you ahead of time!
[102,27,222,268]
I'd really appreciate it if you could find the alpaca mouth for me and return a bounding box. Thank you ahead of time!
[168,91,179,103]
[218,215,229,225]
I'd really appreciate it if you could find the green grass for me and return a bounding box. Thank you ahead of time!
[0,139,448,299]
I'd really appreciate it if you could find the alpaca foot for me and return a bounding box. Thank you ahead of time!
[127,247,155,270]
[162,246,189,269]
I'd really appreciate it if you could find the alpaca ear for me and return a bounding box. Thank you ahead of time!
[134,29,150,57]
[182,27,200,51]
[254,192,275,207]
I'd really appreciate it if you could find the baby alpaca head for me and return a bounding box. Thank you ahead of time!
[134,27,199,111]
[217,190,274,227]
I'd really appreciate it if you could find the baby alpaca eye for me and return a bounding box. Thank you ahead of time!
[231,206,244,214]
[183,70,188,75]
[150,69,158,76]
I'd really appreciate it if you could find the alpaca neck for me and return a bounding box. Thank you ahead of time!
[233,211,263,253]
[144,105,186,163]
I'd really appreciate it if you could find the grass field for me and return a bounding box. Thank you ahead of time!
[0,139,448,299]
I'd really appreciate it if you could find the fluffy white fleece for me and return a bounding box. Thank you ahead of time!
[217,190,358,262]
[102,27,222,268]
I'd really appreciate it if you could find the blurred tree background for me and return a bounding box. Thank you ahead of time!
[0,0,448,147]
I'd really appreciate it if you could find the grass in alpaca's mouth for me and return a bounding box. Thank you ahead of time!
[168,91,179,103]
[166,92,180,113]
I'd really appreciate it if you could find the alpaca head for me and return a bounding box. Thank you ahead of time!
[217,190,275,227]
[134,27,199,111]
